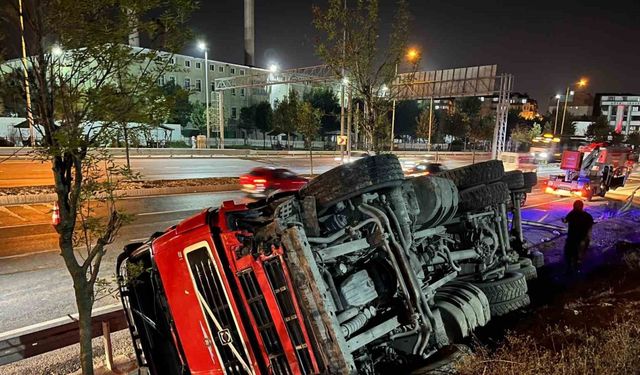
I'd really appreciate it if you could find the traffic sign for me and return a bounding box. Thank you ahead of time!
[337,136,348,145]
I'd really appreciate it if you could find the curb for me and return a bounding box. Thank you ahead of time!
[0,184,240,206]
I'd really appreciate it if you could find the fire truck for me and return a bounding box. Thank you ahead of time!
[117,155,540,374]
[545,142,637,201]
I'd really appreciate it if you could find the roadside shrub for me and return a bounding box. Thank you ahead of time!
[457,311,640,375]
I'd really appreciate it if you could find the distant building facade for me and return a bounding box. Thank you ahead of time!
[594,93,640,135]
[479,92,538,118]
[546,91,594,118]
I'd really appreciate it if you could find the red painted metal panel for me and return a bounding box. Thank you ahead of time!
[152,210,260,374]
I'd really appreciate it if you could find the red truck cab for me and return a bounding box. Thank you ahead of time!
[117,201,319,374]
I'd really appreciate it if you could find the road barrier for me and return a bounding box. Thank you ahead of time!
[0,304,127,368]
[0,146,490,160]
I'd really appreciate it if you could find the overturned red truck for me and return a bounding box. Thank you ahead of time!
[117,155,541,374]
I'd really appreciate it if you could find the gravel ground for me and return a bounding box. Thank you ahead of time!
[0,330,135,375]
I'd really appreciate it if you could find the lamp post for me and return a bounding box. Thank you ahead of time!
[390,47,420,151]
[18,0,34,147]
[553,94,561,134]
[198,41,210,147]
[559,78,587,135]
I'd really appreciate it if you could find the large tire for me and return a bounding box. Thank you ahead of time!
[490,294,530,317]
[502,170,525,190]
[516,264,538,281]
[458,182,510,212]
[300,154,404,208]
[529,250,544,268]
[472,272,527,304]
[435,160,504,190]
[523,171,538,188]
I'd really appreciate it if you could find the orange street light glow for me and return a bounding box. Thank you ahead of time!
[406,48,419,62]
[578,78,588,87]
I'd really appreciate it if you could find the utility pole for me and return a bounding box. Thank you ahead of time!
[347,87,353,160]
[390,62,398,152]
[218,93,225,149]
[427,96,434,151]
[18,0,34,147]
[560,86,571,135]
[339,0,347,161]
[553,94,561,134]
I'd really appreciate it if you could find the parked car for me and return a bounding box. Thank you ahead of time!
[239,167,308,198]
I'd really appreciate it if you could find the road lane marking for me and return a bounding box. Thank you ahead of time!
[523,196,570,209]
[0,207,28,222]
[136,208,201,216]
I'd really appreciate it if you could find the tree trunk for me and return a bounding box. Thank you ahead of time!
[123,125,131,170]
[263,132,266,150]
[74,278,95,375]
[309,143,314,175]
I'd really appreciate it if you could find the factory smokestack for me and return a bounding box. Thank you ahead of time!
[244,0,255,66]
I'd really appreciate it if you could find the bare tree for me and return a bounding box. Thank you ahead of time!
[0,1,194,373]
[313,0,417,152]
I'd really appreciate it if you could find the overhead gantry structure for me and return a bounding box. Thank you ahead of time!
[213,64,512,158]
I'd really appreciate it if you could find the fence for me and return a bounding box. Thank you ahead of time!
[0,304,128,370]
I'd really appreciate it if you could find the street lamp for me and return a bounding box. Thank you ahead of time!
[553,94,561,134]
[560,78,588,135]
[390,47,421,151]
[51,45,63,56]
[268,63,279,73]
[198,41,211,147]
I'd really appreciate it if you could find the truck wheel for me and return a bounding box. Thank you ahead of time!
[490,294,530,317]
[529,250,544,268]
[522,172,538,189]
[502,170,525,190]
[458,182,510,212]
[472,272,527,304]
[516,264,538,281]
[435,160,504,190]
[300,154,404,209]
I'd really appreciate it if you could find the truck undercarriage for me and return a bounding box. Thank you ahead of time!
[117,155,541,374]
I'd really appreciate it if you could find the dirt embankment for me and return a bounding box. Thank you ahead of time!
[457,213,640,375]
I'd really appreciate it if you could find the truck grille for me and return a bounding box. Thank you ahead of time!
[263,258,315,375]
[238,269,292,375]
[187,247,250,374]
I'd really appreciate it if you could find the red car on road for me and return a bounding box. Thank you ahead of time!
[239,167,308,198]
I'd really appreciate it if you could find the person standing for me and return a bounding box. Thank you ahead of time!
[562,200,594,273]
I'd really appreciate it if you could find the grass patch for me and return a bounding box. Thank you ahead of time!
[457,311,640,374]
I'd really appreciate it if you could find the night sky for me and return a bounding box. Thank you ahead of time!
[190,0,640,108]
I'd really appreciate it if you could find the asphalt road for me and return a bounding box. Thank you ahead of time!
[0,154,486,187]
[2,179,640,333]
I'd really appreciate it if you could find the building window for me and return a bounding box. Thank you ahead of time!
[209,64,215,71]
[231,88,236,96]
[195,79,202,91]
[240,88,245,96]
[195,62,201,69]
[211,81,215,92]
[169,76,176,84]
[219,66,224,73]
[169,57,175,65]
[184,78,191,89]
[230,67,236,74]
[231,107,237,119]
[240,69,245,76]
[185,59,191,68]
[157,76,165,86]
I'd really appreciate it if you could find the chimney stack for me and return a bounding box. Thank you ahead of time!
[244,0,255,66]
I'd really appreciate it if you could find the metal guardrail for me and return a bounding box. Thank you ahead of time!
[0,146,490,159]
[0,304,127,367]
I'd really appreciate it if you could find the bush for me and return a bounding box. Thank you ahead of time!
[167,140,190,148]
[457,309,640,375]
